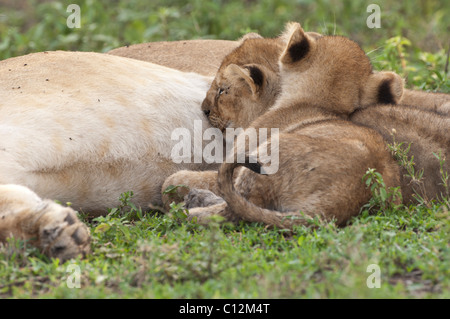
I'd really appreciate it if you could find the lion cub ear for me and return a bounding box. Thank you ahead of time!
[224,63,265,98]
[280,22,317,66]
[362,71,404,106]
[306,31,322,40]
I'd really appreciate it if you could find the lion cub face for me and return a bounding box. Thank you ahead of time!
[201,37,283,131]
[201,63,280,131]
[202,23,403,130]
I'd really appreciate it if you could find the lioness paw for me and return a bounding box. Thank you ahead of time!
[39,206,90,262]
[0,185,91,262]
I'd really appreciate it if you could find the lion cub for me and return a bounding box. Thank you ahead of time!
[199,33,448,122]
[164,23,403,228]
[191,27,449,204]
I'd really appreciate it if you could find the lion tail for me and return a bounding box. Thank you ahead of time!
[217,157,315,229]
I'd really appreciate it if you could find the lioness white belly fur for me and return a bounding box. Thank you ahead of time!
[0,51,214,215]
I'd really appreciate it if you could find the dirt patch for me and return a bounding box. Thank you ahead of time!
[389,269,442,297]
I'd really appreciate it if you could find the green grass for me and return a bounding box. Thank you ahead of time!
[0,0,449,299]
[1,191,449,298]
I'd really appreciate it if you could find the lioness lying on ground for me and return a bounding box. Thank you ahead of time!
[0,51,217,259]
[163,22,404,228]
[164,27,449,207]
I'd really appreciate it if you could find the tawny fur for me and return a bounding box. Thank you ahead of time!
[399,89,450,115]
[111,33,448,207]
[0,51,219,259]
[166,23,404,228]
[0,184,90,261]
[108,39,239,77]
[0,51,216,215]
[165,27,448,209]
[125,38,447,114]
[2,31,447,258]
[350,105,450,202]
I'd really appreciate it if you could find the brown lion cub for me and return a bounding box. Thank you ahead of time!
[165,23,402,228]
[200,33,448,128]
[192,26,449,204]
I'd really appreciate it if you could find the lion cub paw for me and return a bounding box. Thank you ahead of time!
[184,188,225,209]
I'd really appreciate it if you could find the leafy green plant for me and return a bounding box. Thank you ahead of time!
[107,190,143,221]
[92,214,132,243]
[433,151,449,200]
[362,168,403,213]
[387,133,426,204]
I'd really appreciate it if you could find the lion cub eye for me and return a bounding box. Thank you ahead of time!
[218,87,230,96]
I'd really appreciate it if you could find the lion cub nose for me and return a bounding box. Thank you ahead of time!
[203,109,211,117]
